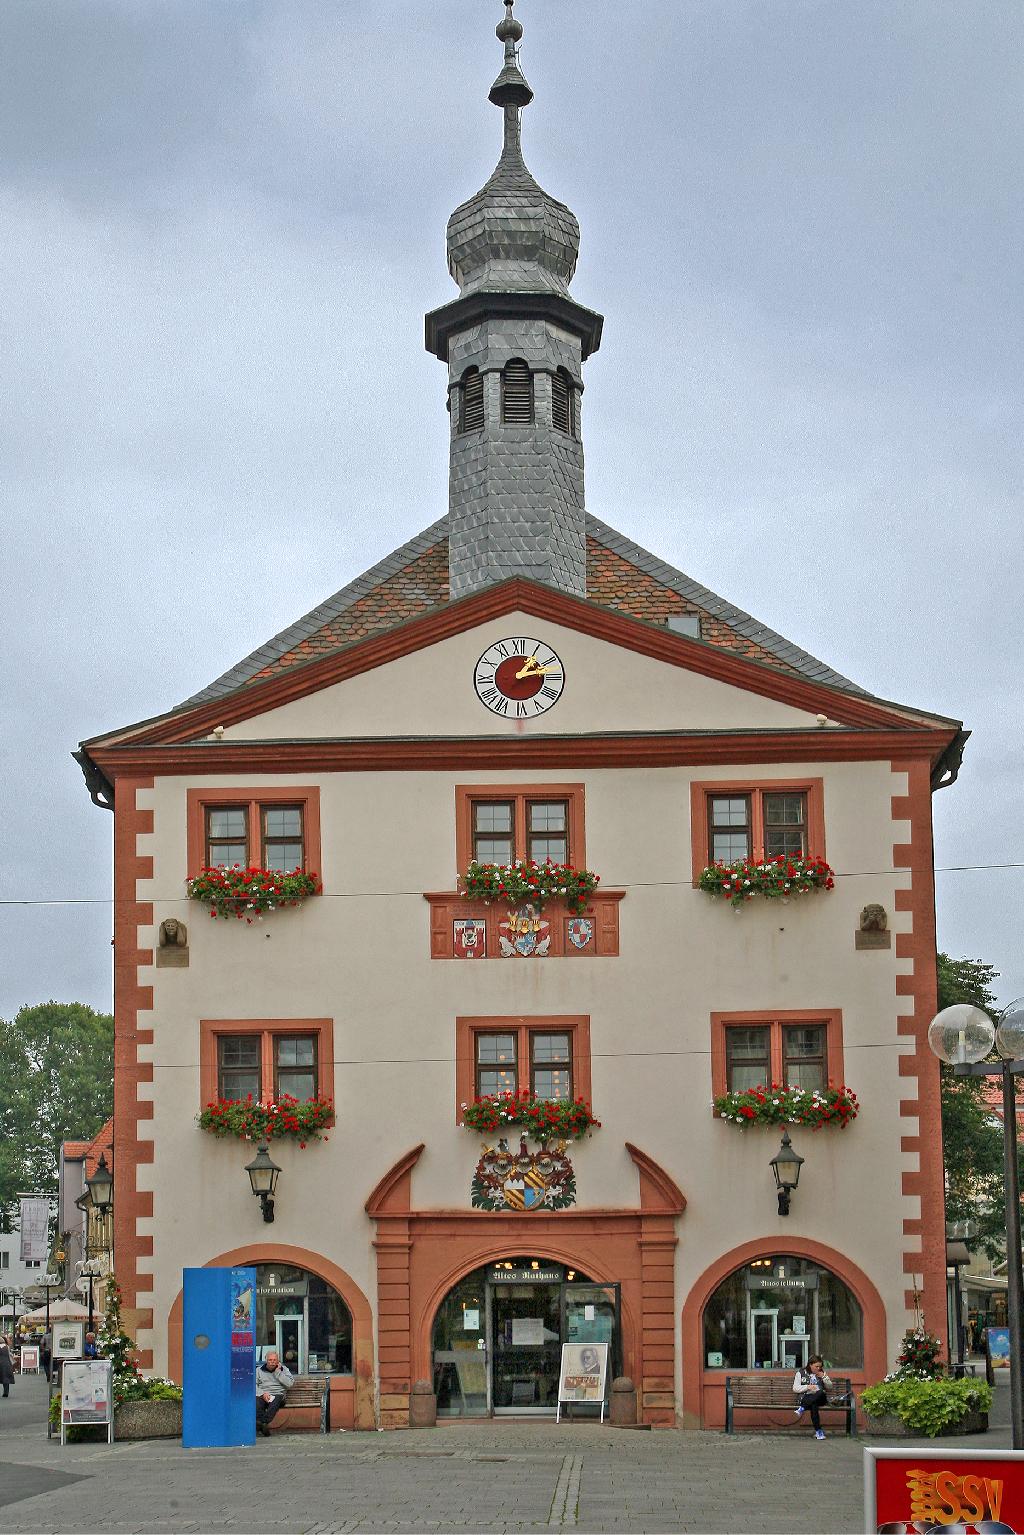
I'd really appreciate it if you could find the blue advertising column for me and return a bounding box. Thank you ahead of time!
[182,1267,256,1448]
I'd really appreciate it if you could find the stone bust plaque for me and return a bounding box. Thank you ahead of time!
[855,903,891,950]
[155,917,189,967]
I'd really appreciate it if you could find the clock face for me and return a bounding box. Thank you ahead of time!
[474,636,566,718]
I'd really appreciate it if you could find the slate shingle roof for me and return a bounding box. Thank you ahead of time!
[179,514,865,708]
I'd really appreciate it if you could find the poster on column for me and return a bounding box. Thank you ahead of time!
[230,1269,255,1396]
[865,1446,1024,1533]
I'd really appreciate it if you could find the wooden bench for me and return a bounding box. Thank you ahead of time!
[724,1374,856,1436]
[268,1376,329,1434]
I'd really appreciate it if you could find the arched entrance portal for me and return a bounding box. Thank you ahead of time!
[431,1256,620,1417]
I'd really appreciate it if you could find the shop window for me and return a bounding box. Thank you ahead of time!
[456,784,585,872]
[711,1012,843,1099]
[187,787,321,879]
[254,1263,352,1376]
[689,779,825,880]
[702,1255,863,1370]
[457,1016,591,1121]
[201,1019,334,1107]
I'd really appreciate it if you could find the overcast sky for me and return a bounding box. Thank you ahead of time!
[1,0,1020,1020]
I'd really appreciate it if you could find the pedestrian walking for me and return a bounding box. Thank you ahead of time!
[793,1354,832,1440]
[0,1337,15,1398]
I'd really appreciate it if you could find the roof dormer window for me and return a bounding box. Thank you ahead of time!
[501,359,534,425]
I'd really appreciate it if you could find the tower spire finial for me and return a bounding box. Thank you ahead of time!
[489,0,534,115]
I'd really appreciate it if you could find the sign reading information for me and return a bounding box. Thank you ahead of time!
[865,1446,1024,1533]
[556,1341,609,1423]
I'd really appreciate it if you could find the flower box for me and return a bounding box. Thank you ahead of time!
[860,1378,993,1438]
[114,1398,183,1440]
[462,1090,600,1142]
[186,865,321,922]
[460,858,600,915]
[198,1094,334,1146]
[697,855,834,908]
[714,1082,859,1129]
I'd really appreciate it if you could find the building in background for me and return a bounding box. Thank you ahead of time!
[75,1,967,1428]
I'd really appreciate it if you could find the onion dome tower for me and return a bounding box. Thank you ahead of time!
[425,0,604,598]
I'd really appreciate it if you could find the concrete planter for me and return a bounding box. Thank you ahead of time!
[862,1409,989,1438]
[114,1399,183,1440]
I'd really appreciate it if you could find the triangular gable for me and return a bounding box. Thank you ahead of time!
[91,577,956,749]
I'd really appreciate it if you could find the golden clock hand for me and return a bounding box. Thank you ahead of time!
[515,655,541,679]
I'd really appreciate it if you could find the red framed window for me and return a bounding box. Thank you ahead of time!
[201,1019,334,1108]
[188,788,321,879]
[711,1011,843,1099]
[691,779,825,880]
[456,785,585,871]
[456,1016,591,1123]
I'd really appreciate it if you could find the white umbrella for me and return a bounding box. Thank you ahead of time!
[17,1297,90,1324]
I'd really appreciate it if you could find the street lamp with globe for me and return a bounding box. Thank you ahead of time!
[927,999,1024,1449]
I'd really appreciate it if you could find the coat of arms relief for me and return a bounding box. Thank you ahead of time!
[471,1134,577,1212]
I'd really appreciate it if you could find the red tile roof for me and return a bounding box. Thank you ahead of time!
[250,536,803,685]
[83,1118,114,1179]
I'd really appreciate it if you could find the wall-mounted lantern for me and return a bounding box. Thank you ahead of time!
[769,1130,804,1217]
[244,1141,281,1223]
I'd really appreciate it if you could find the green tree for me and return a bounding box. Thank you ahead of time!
[937,954,1016,1259]
[0,1001,114,1230]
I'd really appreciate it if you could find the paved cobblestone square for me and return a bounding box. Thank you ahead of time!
[0,1374,1011,1533]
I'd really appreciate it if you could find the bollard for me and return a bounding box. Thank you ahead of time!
[609,1376,637,1426]
[408,1379,437,1428]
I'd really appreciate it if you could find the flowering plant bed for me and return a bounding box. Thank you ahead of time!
[186,865,321,921]
[697,855,834,907]
[714,1082,859,1129]
[198,1094,334,1145]
[460,859,600,916]
[462,1090,600,1141]
[860,1378,991,1437]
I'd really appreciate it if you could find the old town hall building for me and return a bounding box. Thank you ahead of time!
[77,2,966,1430]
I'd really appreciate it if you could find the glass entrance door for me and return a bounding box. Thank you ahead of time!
[490,1281,561,1414]
[275,1314,305,1375]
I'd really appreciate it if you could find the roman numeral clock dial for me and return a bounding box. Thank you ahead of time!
[474,637,566,719]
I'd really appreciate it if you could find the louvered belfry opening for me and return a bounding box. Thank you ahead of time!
[501,358,534,425]
[459,368,484,433]
[552,368,573,435]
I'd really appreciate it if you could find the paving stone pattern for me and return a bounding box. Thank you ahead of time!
[0,1373,1013,1535]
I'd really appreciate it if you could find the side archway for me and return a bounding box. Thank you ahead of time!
[167,1242,376,1430]
[681,1236,887,1429]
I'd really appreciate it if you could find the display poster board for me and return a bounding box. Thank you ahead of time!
[20,1345,40,1373]
[556,1342,609,1422]
[864,1446,1024,1533]
[52,1322,84,1362]
[60,1359,113,1445]
[988,1325,1011,1369]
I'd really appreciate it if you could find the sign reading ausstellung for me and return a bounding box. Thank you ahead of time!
[864,1446,1024,1533]
[743,1272,819,1292]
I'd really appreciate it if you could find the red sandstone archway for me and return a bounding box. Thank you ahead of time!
[166,1242,376,1430]
[418,1239,640,1387]
[367,1142,685,1427]
[680,1236,888,1429]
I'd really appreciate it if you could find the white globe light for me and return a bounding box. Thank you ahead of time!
[927,1004,995,1065]
[996,1000,1024,1062]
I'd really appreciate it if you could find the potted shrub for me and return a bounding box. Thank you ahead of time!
[860,1328,992,1437]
